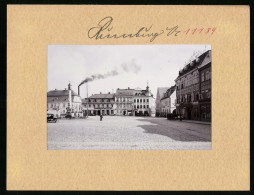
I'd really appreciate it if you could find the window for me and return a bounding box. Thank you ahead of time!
[137,105,139,109]
[201,73,205,82]
[206,71,210,80]
[134,99,136,103]
[137,99,139,103]
[181,83,184,89]
[195,94,199,101]
[147,105,149,108]
[134,105,136,109]
[147,99,149,102]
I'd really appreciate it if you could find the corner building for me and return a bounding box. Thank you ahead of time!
[175,50,211,121]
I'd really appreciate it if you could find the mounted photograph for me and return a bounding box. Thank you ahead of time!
[47,45,212,150]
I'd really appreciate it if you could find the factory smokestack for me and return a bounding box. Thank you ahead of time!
[68,82,72,111]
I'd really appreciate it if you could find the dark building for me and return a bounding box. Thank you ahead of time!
[175,50,211,121]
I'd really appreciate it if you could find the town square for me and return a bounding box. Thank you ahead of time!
[48,116,211,150]
[47,45,212,150]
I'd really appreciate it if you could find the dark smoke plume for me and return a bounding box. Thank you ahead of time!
[78,70,118,87]
[79,59,141,87]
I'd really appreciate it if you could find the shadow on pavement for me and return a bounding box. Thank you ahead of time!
[137,118,211,142]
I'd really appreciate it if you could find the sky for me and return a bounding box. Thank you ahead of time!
[47,45,211,98]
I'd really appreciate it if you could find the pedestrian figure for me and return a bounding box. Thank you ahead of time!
[100,114,103,121]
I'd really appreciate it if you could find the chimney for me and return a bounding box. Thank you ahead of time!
[108,92,110,94]
[128,87,130,89]
[78,85,80,96]
[100,92,102,94]
[68,82,72,111]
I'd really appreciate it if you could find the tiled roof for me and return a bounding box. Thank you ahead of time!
[199,51,211,69]
[115,89,134,96]
[47,89,79,97]
[89,93,115,99]
[168,85,176,96]
[160,85,175,101]
[177,50,211,78]
[47,96,69,101]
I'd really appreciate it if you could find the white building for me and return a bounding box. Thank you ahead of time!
[159,85,176,117]
[133,85,155,116]
[47,83,82,117]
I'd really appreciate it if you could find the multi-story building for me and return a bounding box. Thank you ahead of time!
[155,87,169,116]
[175,50,211,121]
[133,85,155,116]
[115,87,134,116]
[160,85,176,117]
[115,85,155,116]
[47,83,82,117]
[198,51,211,121]
[169,86,176,113]
[82,92,116,116]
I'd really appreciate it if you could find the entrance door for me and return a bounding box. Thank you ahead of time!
[98,110,100,115]
[187,109,192,120]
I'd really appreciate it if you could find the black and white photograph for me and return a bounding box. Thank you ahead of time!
[47,45,212,150]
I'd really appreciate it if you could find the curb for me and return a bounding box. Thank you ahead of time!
[181,120,211,125]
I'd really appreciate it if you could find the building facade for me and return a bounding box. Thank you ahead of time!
[175,50,211,121]
[115,87,134,116]
[158,85,176,117]
[115,86,155,116]
[47,83,82,117]
[199,52,211,121]
[82,92,116,116]
[155,87,169,116]
[133,85,155,116]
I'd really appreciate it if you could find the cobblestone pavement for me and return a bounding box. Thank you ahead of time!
[47,116,211,150]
